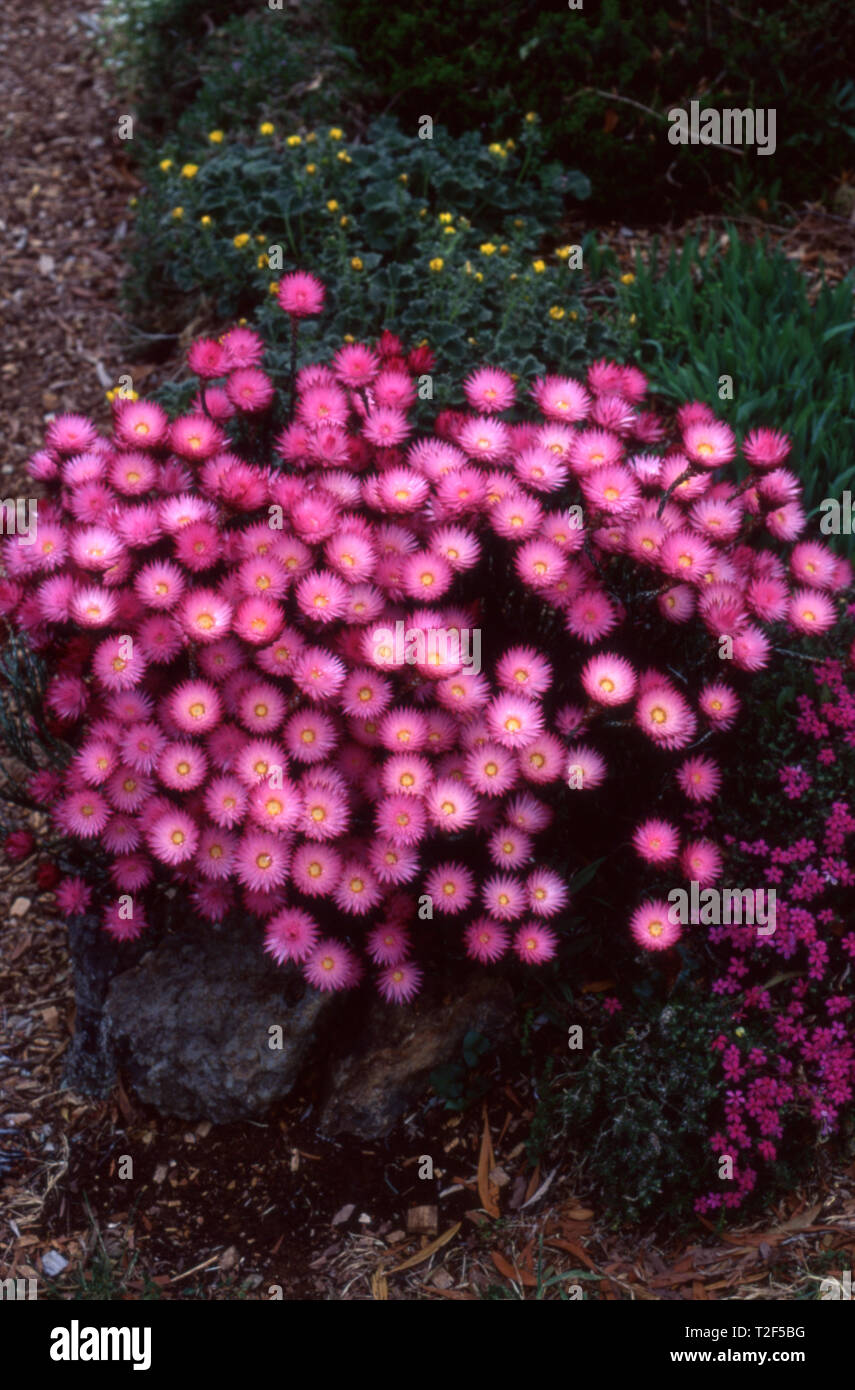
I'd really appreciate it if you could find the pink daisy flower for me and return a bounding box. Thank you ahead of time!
[531,375,590,422]
[495,646,553,697]
[235,830,291,893]
[464,917,510,963]
[277,270,325,317]
[146,809,200,864]
[731,624,772,671]
[463,366,515,414]
[179,588,232,642]
[788,588,836,635]
[290,843,342,896]
[517,733,565,784]
[565,744,607,789]
[634,687,697,750]
[264,908,320,964]
[366,922,411,965]
[482,873,526,921]
[333,860,383,915]
[167,680,222,734]
[790,542,838,591]
[742,427,790,469]
[464,742,518,797]
[630,900,681,951]
[676,755,721,802]
[681,838,723,887]
[486,694,544,750]
[564,589,619,644]
[512,922,559,964]
[367,838,421,884]
[377,961,424,1004]
[682,420,736,468]
[489,824,533,869]
[698,682,740,730]
[632,818,680,865]
[526,869,568,918]
[332,342,381,387]
[56,789,111,838]
[303,939,360,992]
[426,862,475,915]
[581,652,637,707]
[157,741,208,791]
[425,778,479,832]
[195,828,237,881]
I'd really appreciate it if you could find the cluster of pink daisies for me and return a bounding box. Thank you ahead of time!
[1,269,846,999]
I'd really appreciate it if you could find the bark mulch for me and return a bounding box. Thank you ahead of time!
[0,1,138,481]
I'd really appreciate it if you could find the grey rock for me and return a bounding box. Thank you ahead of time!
[102,921,340,1122]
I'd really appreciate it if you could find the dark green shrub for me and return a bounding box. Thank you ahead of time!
[328,0,855,218]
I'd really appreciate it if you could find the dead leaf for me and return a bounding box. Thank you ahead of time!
[387,1223,461,1274]
[477,1108,500,1218]
[603,109,619,134]
[371,1271,388,1300]
[491,1249,537,1287]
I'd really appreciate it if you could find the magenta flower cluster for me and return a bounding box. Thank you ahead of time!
[688,656,855,1212]
[1,270,848,1004]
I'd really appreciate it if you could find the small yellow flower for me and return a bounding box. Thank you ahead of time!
[532,259,546,273]
[306,131,317,143]
[629,313,637,325]
[171,207,184,219]
[464,261,473,275]
[257,253,269,269]
[326,199,339,212]
[269,282,279,295]
[505,139,516,150]
[443,225,456,235]
[488,142,504,155]
[620,272,636,285]
[555,245,572,260]
[200,214,212,226]
[467,336,478,345]
[329,127,344,140]
[259,122,275,136]
[549,305,565,320]
[286,134,302,147]
[480,242,497,255]
[514,218,525,229]
[351,256,363,270]
[129,196,138,208]
[499,243,510,255]
[208,129,224,144]
[337,150,352,163]
[233,233,250,248]
[343,333,355,344]
[340,215,349,227]
[419,208,428,217]
[399,173,408,184]
[429,257,444,272]
[474,271,484,282]
[159,158,173,172]
[305,163,317,175]
[180,163,199,178]
[569,309,579,321]
[255,234,266,244]
[438,212,453,224]
[525,111,538,124]
[509,273,518,281]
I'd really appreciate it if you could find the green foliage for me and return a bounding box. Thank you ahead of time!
[97,0,361,140]
[527,994,730,1225]
[328,0,855,217]
[430,1030,493,1111]
[613,232,855,544]
[124,116,609,397]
